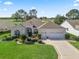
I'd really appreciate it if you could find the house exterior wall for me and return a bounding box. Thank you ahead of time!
[11,26,26,36]
[39,28,66,39]
[61,21,79,36]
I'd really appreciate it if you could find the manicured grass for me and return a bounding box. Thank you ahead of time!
[0,41,58,59]
[70,41,79,49]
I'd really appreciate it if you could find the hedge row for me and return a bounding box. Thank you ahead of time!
[65,33,79,41]
[0,31,10,35]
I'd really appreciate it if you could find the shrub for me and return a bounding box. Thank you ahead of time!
[65,33,70,39]
[76,36,79,41]
[20,35,26,43]
[25,41,34,44]
[27,37,31,41]
[65,33,79,41]
[38,40,45,44]
[38,34,41,39]
[2,36,15,41]
[25,37,34,44]
[0,31,10,35]
[33,29,38,34]
[70,35,76,40]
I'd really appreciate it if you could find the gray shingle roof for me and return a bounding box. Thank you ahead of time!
[67,20,79,27]
[39,21,64,29]
[23,18,45,28]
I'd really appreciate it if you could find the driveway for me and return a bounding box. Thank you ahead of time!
[43,40,79,59]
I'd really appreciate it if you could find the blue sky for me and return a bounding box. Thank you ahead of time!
[0,0,79,17]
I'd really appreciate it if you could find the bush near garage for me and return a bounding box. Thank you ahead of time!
[65,33,79,41]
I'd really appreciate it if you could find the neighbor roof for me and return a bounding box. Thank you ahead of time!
[39,21,64,29]
[67,20,79,27]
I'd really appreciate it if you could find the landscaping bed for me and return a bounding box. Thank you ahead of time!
[0,41,58,59]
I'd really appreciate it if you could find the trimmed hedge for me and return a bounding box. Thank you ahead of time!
[0,31,10,35]
[65,33,79,41]
[2,36,17,41]
[65,33,70,39]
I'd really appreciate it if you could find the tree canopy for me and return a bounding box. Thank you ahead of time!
[54,15,66,25]
[66,9,79,19]
[12,9,37,21]
[29,9,37,18]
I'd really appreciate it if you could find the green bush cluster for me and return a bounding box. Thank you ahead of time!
[0,31,10,35]
[3,36,17,41]
[17,34,44,44]
[65,33,79,41]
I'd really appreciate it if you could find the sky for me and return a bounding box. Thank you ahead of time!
[0,0,79,17]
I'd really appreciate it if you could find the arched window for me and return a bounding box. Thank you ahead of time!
[26,27,32,37]
[33,28,38,34]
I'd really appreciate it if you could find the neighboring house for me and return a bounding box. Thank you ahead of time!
[61,20,79,36]
[11,18,66,39]
[0,21,15,31]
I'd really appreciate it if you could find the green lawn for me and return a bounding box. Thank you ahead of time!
[0,41,58,59]
[70,41,79,49]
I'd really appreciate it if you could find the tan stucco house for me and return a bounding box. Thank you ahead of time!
[11,18,66,39]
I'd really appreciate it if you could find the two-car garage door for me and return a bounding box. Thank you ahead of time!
[41,32,65,39]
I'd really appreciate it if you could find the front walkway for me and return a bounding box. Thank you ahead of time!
[43,40,79,59]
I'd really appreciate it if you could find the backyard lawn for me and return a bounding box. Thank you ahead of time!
[70,41,79,49]
[0,41,58,59]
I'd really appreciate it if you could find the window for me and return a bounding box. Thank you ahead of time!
[26,27,32,37]
[14,30,20,36]
[33,25,37,28]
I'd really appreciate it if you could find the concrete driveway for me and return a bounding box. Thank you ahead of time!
[43,40,79,59]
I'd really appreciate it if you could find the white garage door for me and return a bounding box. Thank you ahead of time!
[41,32,65,39]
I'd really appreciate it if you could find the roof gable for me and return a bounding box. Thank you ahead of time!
[23,18,45,28]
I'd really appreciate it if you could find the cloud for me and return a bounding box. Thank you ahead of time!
[74,0,79,2]
[73,0,79,6]
[3,1,13,5]
[74,3,79,6]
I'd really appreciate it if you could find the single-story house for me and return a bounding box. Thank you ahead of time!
[61,20,79,36]
[11,18,66,39]
[0,21,15,31]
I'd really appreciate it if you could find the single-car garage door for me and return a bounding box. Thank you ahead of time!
[41,32,65,39]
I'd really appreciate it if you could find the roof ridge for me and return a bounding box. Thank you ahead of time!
[38,22,48,29]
